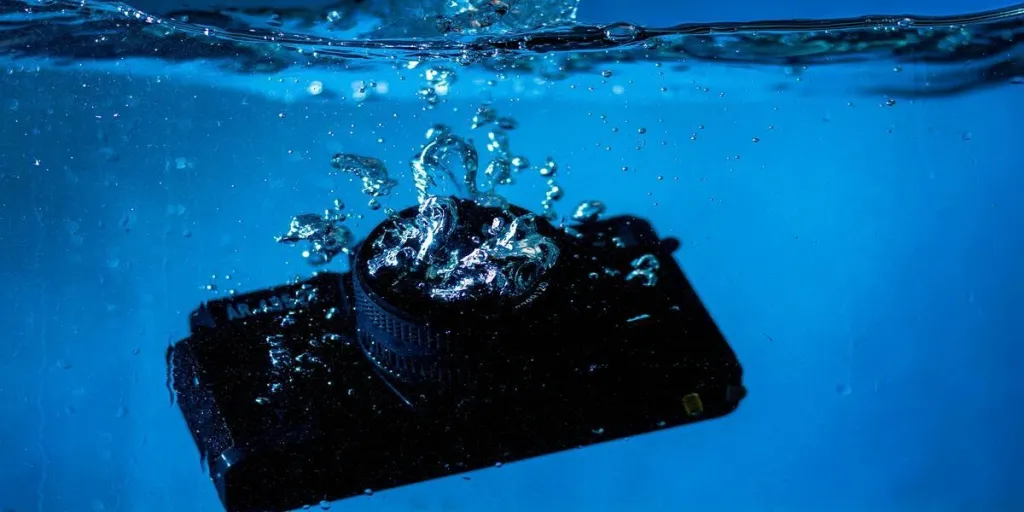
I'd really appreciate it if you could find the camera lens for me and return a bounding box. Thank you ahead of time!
[352,196,562,392]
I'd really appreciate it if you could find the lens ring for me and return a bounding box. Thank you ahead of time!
[352,197,562,390]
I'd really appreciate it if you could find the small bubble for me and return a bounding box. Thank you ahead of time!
[836,383,852,396]
[572,201,605,222]
[55,359,72,370]
[368,199,381,211]
[540,157,557,177]
[510,156,530,171]
[600,69,613,78]
[752,137,760,143]
[363,488,374,496]
[637,127,647,134]
[497,116,517,130]
[115,405,129,418]
[319,500,331,510]
[884,99,897,107]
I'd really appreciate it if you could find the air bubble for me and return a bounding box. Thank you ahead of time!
[572,201,605,222]
[626,254,660,287]
[497,117,518,130]
[540,157,557,177]
[603,22,641,42]
[471,105,497,129]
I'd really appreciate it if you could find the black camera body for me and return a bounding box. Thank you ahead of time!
[168,198,746,512]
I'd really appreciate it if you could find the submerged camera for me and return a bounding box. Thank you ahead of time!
[168,196,746,512]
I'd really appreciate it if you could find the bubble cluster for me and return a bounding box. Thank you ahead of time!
[275,202,353,265]
[541,179,563,220]
[434,0,510,34]
[539,157,557,177]
[572,200,605,222]
[626,254,660,287]
[431,0,581,35]
[418,66,457,108]
[255,330,330,405]
[471,105,498,129]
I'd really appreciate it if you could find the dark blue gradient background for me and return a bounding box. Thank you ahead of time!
[1,1,1022,510]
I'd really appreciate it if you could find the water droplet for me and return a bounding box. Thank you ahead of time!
[115,405,128,418]
[55,359,72,370]
[319,500,331,510]
[836,383,852,396]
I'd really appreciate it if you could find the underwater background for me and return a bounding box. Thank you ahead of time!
[2,0,1023,510]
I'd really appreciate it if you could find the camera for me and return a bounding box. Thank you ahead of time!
[167,196,746,512]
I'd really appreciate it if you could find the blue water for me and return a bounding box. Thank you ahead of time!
[2,0,1023,510]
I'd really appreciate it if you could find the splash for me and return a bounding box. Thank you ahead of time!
[366,196,560,304]
[275,200,352,265]
[1,1,1022,98]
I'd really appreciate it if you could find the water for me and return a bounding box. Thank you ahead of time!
[2,0,1023,510]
